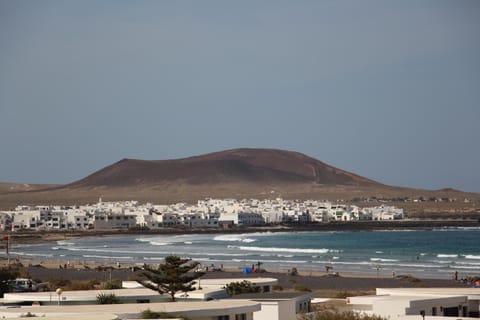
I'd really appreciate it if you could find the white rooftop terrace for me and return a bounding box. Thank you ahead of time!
[0,300,261,319]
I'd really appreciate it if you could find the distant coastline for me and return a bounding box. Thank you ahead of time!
[8,222,480,281]
[8,219,480,244]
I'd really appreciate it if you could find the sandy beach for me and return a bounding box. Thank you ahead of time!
[0,257,469,298]
[1,227,476,299]
[2,227,476,299]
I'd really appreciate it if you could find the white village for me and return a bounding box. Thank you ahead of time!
[1,199,479,320]
[1,198,404,231]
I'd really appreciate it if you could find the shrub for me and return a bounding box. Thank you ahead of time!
[68,280,99,291]
[293,284,311,292]
[273,285,283,291]
[20,312,37,318]
[300,311,386,320]
[96,293,121,304]
[47,279,101,291]
[335,291,371,299]
[404,275,421,283]
[46,278,71,290]
[224,280,261,296]
[102,279,122,289]
[141,309,191,319]
[335,291,352,299]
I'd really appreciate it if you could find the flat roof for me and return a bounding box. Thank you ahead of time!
[376,288,480,299]
[348,294,468,306]
[228,292,314,300]
[3,288,158,302]
[199,277,278,286]
[0,314,117,320]
[0,300,261,318]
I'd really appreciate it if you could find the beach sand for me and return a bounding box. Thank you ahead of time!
[1,257,468,298]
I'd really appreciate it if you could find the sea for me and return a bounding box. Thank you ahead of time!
[10,227,480,279]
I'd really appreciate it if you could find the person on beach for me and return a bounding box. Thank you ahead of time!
[325,260,332,273]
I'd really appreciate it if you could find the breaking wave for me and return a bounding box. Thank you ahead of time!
[213,235,257,243]
[228,245,336,254]
[437,254,458,258]
[370,258,399,262]
[464,255,480,260]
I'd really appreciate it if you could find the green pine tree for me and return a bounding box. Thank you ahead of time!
[141,255,203,302]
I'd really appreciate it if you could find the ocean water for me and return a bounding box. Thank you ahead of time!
[10,228,480,279]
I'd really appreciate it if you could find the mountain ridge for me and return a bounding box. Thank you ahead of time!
[66,148,379,188]
[1,148,479,212]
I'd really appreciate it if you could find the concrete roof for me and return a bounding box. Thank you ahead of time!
[3,288,159,303]
[0,300,261,318]
[228,291,314,300]
[199,277,278,287]
[350,294,467,303]
[0,313,117,320]
[376,288,480,299]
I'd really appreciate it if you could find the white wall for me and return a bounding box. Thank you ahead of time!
[253,301,279,320]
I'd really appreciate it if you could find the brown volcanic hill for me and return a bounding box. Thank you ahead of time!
[67,148,379,188]
[0,182,60,194]
[1,149,480,214]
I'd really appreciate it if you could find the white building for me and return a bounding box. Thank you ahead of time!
[4,198,405,232]
[219,212,265,226]
[231,292,314,320]
[92,213,137,229]
[363,205,404,220]
[348,287,480,318]
[0,300,261,320]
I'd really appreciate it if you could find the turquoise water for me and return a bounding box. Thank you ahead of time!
[11,228,480,279]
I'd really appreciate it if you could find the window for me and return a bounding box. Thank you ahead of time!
[235,314,246,320]
[217,316,230,320]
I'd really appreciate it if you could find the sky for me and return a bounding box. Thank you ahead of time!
[1,1,479,192]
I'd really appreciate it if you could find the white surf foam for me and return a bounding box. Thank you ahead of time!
[82,254,134,260]
[213,235,257,243]
[464,255,480,260]
[370,258,399,262]
[437,254,458,258]
[229,245,334,254]
[56,240,75,246]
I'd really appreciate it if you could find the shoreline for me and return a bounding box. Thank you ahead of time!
[0,258,469,298]
[7,219,480,244]
[4,221,478,285]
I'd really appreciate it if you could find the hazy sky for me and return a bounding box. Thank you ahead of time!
[1,1,479,192]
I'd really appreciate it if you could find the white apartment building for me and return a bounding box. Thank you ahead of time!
[1,198,404,231]
[363,205,404,220]
[92,213,137,229]
[219,211,265,226]
[348,287,480,318]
